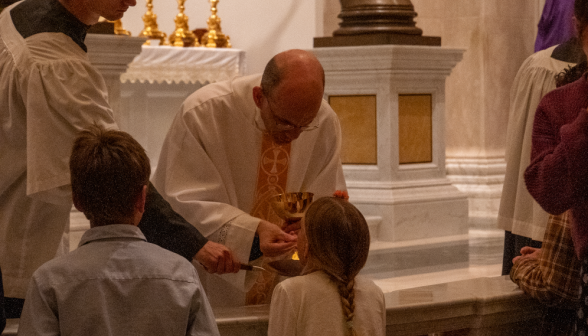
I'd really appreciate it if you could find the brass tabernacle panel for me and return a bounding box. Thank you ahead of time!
[398,94,432,164]
[329,95,377,165]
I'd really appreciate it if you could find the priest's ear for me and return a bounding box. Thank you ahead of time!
[252,86,264,108]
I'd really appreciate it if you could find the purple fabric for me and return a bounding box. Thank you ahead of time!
[535,0,576,52]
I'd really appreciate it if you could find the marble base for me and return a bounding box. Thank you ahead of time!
[313,45,469,274]
[363,234,469,279]
[1,277,541,336]
[191,276,545,336]
[446,157,506,230]
[351,180,469,242]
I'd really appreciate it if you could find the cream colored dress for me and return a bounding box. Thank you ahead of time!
[268,271,386,336]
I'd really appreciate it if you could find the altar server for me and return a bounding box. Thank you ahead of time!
[498,34,585,275]
[0,0,238,318]
[153,49,347,306]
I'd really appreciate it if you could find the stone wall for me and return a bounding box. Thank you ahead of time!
[318,0,543,230]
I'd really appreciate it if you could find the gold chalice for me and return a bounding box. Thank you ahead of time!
[268,192,313,276]
[270,192,314,222]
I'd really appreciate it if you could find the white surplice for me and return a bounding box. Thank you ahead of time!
[153,74,346,306]
[497,45,576,241]
[0,4,116,298]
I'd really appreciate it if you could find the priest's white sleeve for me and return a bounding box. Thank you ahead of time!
[152,107,259,265]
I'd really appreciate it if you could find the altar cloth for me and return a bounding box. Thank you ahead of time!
[120,46,246,85]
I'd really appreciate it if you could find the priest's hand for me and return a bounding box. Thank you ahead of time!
[282,218,301,234]
[194,241,241,274]
[257,219,297,257]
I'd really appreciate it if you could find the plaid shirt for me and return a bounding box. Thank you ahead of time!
[510,211,581,308]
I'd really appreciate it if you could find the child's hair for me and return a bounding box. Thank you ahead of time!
[303,197,370,336]
[69,124,150,225]
[555,60,588,88]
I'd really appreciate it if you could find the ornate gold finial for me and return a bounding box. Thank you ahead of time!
[113,19,131,36]
[169,0,198,47]
[138,0,169,46]
[202,0,231,48]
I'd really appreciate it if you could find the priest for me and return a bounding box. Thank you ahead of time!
[153,49,347,306]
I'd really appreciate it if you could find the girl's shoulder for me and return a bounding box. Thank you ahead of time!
[355,276,384,295]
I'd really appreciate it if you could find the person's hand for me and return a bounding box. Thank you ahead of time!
[282,218,301,234]
[512,247,541,263]
[194,241,241,274]
[257,219,297,257]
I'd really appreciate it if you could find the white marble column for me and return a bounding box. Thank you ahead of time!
[85,34,145,129]
[314,45,469,276]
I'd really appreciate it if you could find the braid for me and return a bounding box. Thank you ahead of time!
[330,274,359,336]
[303,198,370,336]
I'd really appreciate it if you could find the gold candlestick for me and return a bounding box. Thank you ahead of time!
[138,0,169,46]
[169,0,198,47]
[202,0,231,48]
[112,19,131,36]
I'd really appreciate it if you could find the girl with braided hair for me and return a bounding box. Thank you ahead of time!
[267,197,385,336]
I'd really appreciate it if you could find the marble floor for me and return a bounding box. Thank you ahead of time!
[367,228,505,293]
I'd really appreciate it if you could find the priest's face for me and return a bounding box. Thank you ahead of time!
[256,88,321,145]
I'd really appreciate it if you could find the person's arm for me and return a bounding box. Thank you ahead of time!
[24,50,116,205]
[267,283,297,336]
[525,100,588,215]
[139,183,242,273]
[140,183,207,260]
[153,105,297,265]
[510,212,581,308]
[16,275,59,336]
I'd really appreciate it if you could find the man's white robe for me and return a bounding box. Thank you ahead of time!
[0,4,115,298]
[497,45,576,241]
[153,74,346,306]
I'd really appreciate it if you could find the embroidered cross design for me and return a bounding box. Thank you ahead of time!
[263,148,288,174]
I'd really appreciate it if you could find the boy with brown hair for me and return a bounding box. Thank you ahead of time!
[17,125,219,336]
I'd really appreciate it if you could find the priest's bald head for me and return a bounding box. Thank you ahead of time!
[252,49,325,145]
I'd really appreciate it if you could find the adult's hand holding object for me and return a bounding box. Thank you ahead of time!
[194,241,241,274]
[257,219,297,257]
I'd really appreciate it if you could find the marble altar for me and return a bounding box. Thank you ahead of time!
[1,276,543,336]
[119,46,246,170]
[85,34,144,128]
